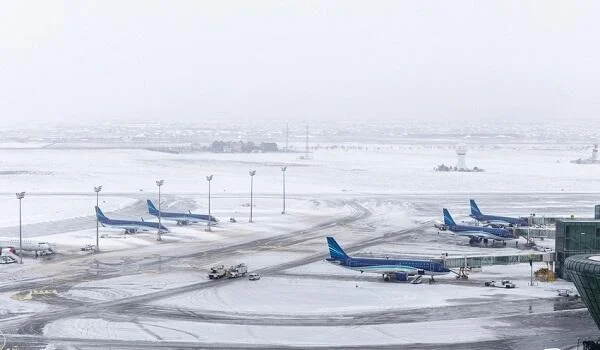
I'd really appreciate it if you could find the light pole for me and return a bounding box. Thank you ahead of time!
[94,185,102,252]
[249,170,256,222]
[16,192,25,264]
[206,175,213,231]
[281,166,287,214]
[156,179,164,241]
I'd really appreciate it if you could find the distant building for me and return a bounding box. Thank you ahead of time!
[260,142,278,152]
[434,144,484,172]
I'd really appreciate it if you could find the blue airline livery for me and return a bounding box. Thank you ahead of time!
[469,199,528,227]
[147,200,217,226]
[326,237,451,282]
[95,206,169,234]
[442,208,514,246]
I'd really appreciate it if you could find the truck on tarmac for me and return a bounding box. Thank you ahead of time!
[226,263,248,278]
[208,265,227,279]
[484,280,516,288]
[208,263,248,279]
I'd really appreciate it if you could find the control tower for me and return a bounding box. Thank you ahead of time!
[456,144,467,170]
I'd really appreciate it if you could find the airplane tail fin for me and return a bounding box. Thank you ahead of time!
[443,208,456,226]
[470,199,482,216]
[326,237,348,260]
[147,200,159,214]
[95,206,107,220]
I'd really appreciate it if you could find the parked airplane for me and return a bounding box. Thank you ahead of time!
[470,199,528,227]
[440,209,514,246]
[326,237,451,282]
[0,237,54,255]
[146,200,217,226]
[95,206,168,234]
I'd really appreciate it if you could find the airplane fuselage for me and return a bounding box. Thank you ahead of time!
[330,256,450,276]
[448,224,513,241]
[149,211,216,225]
[0,238,53,253]
[98,217,167,232]
[470,214,528,227]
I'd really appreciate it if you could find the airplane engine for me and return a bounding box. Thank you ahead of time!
[383,274,391,282]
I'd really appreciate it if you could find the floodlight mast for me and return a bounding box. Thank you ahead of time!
[281,166,287,214]
[249,170,256,222]
[206,175,213,231]
[16,192,25,264]
[94,185,102,252]
[156,179,164,241]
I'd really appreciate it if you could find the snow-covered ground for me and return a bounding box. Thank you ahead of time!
[1,144,600,195]
[152,262,567,316]
[1,142,598,349]
[43,316,505,346]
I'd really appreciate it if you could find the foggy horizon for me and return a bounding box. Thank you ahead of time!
[2,1,599,124]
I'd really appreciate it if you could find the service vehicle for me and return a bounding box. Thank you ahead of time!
[227,263,248,278]
[208,264,227,279]
[248,272,261,281]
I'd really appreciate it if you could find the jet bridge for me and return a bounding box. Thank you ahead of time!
[440,251,555,269]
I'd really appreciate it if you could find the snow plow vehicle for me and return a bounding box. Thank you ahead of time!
[208,263,248,279]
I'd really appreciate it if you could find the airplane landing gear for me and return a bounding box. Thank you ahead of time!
[483,238,489,246]
[502,241,507,246]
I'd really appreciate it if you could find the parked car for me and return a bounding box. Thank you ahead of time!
[0,255,17,264]
[248,273,261,281]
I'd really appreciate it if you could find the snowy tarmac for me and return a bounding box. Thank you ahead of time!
[0,144,599,349]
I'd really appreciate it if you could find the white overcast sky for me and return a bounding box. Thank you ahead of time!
[1,1,599,124]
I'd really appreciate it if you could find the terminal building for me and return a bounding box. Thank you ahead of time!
[556,205,600,279]
[565,255,600,330]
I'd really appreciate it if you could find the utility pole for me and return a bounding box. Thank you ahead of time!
[281,166,287,214]
[206,175,213,231]
[249,170,256,222]
[16,192,25,264]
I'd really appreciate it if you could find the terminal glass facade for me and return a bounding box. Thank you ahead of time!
[556,220,600,279]
[565,255,600,330]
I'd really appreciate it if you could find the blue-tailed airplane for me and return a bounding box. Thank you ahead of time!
[469,199,528,228]
[440,208,514,246]
[326,237,451,282]
[147,200,217,226]
[95,206,168,234]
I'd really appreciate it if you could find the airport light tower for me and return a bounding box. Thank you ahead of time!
[94,185,102,252]
[156,179,164,241]
[206,175,213,232]
[16,192,25,264]
[281,166,287,214]
[249,170,256,222]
